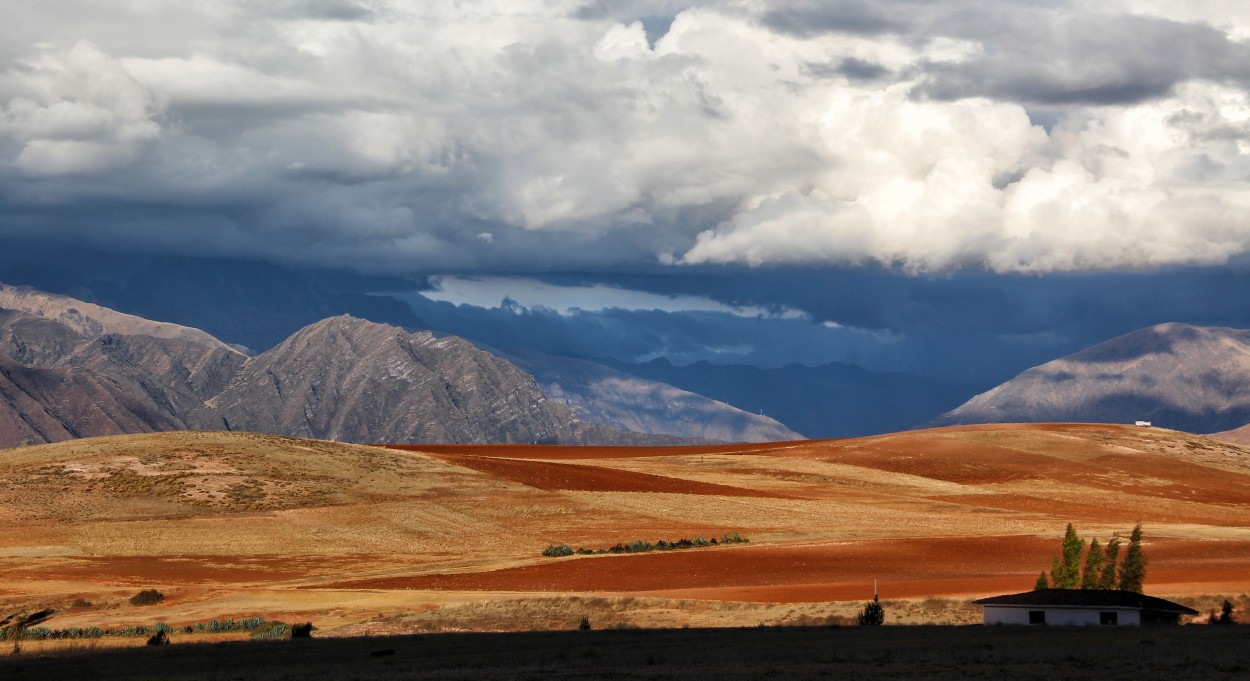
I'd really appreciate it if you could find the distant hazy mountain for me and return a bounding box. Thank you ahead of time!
[1211,423,1250,445]
[934,323,1250,433]
[0,285,699,448]
[502,349,803,443]
[598,357,971,438]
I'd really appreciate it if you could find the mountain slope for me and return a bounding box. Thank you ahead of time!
[0,354,185,446]
[502,350,803,443]
[0,284,235,351]
[0,285,249,435]
[934,323,1250,433]
[208,316,694,445]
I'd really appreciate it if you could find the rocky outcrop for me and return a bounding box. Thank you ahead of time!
[933,323,1250,433]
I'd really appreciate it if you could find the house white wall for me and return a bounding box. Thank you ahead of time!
[983,605,1142,626]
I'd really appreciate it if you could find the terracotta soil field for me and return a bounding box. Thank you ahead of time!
[425,453,793,497]
[4,424,1250,637]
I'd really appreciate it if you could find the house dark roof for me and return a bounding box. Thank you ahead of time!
[973,589,1198,615]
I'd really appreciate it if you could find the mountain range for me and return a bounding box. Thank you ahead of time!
[7,278,1250,450]
[0,284,794,448]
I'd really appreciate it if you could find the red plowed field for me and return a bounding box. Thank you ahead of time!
[429,453,793,497]
[321,536,1250,601]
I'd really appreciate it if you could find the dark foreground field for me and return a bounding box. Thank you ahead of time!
[3,625,1250,680]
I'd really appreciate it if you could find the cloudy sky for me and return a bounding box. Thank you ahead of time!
[4,1,1250,385]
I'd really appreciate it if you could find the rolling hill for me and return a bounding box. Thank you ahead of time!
[3,424,1249,633]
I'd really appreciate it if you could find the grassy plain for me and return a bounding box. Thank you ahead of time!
[2,424,1250,638]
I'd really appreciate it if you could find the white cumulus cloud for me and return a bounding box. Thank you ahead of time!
[0,1,1249,273]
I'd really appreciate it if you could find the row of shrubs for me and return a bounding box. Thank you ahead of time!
[543,532,749,557]
[0,616,284,641]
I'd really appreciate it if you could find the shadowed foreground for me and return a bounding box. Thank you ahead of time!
[4,625,1250,681]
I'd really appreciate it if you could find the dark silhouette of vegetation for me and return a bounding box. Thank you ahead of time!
[1211,600,1236,625]
[1118,522,1147,593]
[857,595,885,626]
[129,589,165,606]
[1,615,292,645]
[0,608,54,654]
[579,617,591,631]
[290,622,313,638]
[542,533,748,557]
[146,630,169,646]
[1033,571,1049,590]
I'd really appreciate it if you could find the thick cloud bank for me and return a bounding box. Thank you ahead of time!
[2,1,1249,273]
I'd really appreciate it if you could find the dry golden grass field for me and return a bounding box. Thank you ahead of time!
[2,423,1250,644]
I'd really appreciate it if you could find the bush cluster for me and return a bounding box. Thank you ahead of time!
[129,589,165,606]
[1,616,289,642]
[542,532,749,557]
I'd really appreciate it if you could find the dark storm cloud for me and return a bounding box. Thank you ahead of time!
[268,0,375,22]
[803,57,892,82]
[761,0,911,37]
[763,1,1250,106]
[515,264,1250,384]
[915,13,1250,105]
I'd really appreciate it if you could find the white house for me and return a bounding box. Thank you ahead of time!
[973,589,1197,626]
[1135,420,1152,427]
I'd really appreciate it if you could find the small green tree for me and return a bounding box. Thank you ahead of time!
[1117,523,1147,593]
[1080,538,1105,589]
[1034,571,1049,590]
[1099,537,1121,589]
[1051,523,1085,589]
[857,595,885,626]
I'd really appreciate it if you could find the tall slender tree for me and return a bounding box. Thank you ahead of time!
[1099,536,1121,589]
[1052,523,1086,588]
[1117,523,1147,593]
[1080,537,1105,589]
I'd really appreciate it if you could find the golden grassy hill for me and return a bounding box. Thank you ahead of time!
[3,424,1250,635]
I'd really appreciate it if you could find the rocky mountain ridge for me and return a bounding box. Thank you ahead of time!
[0,285,735,448]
